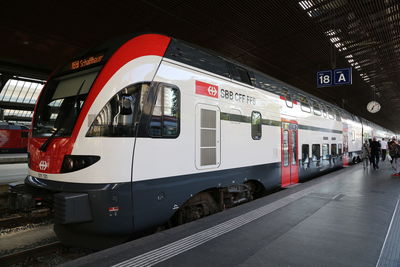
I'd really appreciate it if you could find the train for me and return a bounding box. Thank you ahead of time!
[0,121,29,153]
[25,33,395,248]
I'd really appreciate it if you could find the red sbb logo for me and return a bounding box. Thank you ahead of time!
[196,80,218,98]
[39,160,48,171]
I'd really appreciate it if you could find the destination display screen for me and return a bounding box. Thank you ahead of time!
[70,54,104,70]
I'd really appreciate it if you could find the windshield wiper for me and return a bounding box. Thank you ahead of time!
[39,127,63,152]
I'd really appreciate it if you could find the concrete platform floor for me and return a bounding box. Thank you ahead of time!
[62,161,400,267]
[0,163,28,184]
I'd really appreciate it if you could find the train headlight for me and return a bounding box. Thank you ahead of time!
[61,155,100,173]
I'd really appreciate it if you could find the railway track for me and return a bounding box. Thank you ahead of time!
[0,241,62,266]
[0,208,51,229]
[0,240,95,266]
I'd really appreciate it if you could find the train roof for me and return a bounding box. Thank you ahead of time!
[55,33,391,134]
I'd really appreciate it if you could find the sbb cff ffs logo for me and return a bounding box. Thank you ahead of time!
[195,80,219,98]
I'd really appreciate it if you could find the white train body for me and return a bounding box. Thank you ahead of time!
[25,34,395,247]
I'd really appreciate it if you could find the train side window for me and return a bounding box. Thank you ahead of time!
[229,63,252,85]
[335,110,342,121]
[322,144,329,159]
[86,82,150,137]
[312,100,321,116]
[327,107,335,120]
[322,105,327,118]
[331,144,337,157]
[291,131,297,165]
[251,111,262,140]
[282,88,293,108]
[149,85,180,138]
[299,95,311,113]
[338,143,343,155]
[283,130,289,166]
[312,144,321,161]
[302,144,309,163]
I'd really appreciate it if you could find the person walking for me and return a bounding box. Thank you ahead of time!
[370,137,381,169]
[361,140,370,169]
[389,138,400,176]
[381,138,388,161]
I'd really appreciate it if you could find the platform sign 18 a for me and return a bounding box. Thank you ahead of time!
[317,68,352,88]
[317,70,333,87]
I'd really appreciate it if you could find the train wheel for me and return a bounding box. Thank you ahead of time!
[245,181,265,199]
[174,192,218,225]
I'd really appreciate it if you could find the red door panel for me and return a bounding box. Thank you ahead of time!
[281,121,299,187]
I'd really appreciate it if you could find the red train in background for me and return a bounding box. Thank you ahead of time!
[0,121,29,153]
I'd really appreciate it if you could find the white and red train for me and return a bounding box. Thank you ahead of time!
[25,34,394,248]
[0,121,29,153]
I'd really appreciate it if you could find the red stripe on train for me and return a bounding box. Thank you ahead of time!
[29,34,172,173]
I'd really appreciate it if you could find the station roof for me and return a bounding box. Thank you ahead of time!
[0,0,399,131]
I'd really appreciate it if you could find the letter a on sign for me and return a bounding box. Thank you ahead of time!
[334,68,352,85]
[195,80,219,98]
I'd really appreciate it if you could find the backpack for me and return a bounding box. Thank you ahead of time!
[389,142,397,157]
[396,144,400,158]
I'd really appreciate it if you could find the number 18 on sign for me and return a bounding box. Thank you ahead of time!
[317,70,333,87]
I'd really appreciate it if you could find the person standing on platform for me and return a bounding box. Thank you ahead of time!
[389,138,400,176]
[381,138,388,161]
[389,137,397,164]
[361,140,370,169]
[368,138,373,165]
[370,137,381,169]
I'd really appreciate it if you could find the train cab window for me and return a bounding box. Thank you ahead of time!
[302,144,309,164]
[331,144,337,156]
[322,144,329,159]
[86,82,150,137]
[312,100,321,116]
[251,111,262,140]
[338,143,343,155]
[298,95,311,113]
[149,85,180,138]
[34,67,100,137]
[312,144,321,161]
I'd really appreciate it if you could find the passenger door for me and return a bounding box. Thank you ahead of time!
[281,121,299,187]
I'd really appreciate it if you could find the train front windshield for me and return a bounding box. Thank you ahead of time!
[33,67,100,137]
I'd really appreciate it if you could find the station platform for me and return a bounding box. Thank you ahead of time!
[63,162,400,267]
[0,163,28,184]
[0,153,28,164]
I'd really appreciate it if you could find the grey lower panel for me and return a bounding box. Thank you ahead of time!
[131,163,281,232]
[299,157,343,181]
